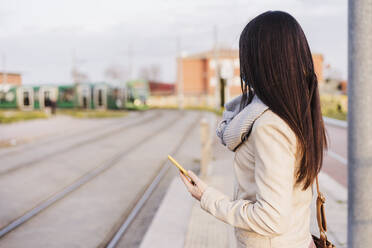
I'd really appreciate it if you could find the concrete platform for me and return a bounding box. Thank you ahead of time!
[139,178,194,248]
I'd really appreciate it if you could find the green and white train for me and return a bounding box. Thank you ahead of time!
[0,80,149,111]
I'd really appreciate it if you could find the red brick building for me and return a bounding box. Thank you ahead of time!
[0,72,22,85]
[177,49,324,105]
[177,49,240,101]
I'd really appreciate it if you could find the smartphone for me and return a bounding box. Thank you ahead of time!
[167,155,195,185]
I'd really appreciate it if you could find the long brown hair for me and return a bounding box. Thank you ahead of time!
[239,11,327,190]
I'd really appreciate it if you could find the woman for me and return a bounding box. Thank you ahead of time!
[180,11,327,248]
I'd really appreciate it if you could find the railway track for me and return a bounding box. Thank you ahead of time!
[105,112,201,248]
[0,112,143,158]
[0,110,186,240]
[0,110,161,176]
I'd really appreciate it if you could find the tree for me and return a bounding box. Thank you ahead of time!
[103,64,130,85]
[71,68,89,83]
[139,64,161,81]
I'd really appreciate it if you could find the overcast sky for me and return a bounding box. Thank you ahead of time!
[0,0,347,85]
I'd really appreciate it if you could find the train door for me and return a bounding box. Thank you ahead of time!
[107,87,125,110]
[76,84,91,109]
[117,86,126,109]
[122,87,127,108]
[44,91,51,107]
[57,86,75,108]
[113,88,123,109]
[17,87,34,110]
[83,96,88,108]
[39,86,58,109]
[93,85,107,109]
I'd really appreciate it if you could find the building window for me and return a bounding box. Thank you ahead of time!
[210,77,217,86]
[209,60,216,69]
[220,60,234,79]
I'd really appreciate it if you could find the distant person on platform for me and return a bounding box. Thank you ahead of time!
[180,11,327,248]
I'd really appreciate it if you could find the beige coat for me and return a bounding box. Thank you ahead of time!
[201,110,313,248]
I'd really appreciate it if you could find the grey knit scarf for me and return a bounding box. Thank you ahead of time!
[216,94,269,151]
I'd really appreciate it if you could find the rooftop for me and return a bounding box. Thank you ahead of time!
[183,48,239,59]
[0,71,22,76]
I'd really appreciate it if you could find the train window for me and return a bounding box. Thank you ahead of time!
[115,99,122,108]
[5,92,15,102]
[44,91,51,107]
[83,96,88,108]
[113,89,119,98]
[0,91,15,103]
[60,88,74,102]
[82,88,89,96]
[23,91,30,106]
[98,89,103,106]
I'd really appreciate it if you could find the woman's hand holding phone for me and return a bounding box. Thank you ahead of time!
[167,155,207,201]
[179,170,207,201]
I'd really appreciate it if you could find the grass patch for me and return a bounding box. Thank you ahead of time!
[125,102,149,111]
[58,109,128,119]
[322,109,347,121]
[149,105,178,110]
[150,105,223,116]
[0,110,48,124]
[320,95,347,121]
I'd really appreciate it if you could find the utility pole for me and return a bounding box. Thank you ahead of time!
[128,44,133,80]
[71,49,78,84]
[2,53,7,84]
[348,0,372,247]
[177,36,184,109]
[71,49,87,84]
